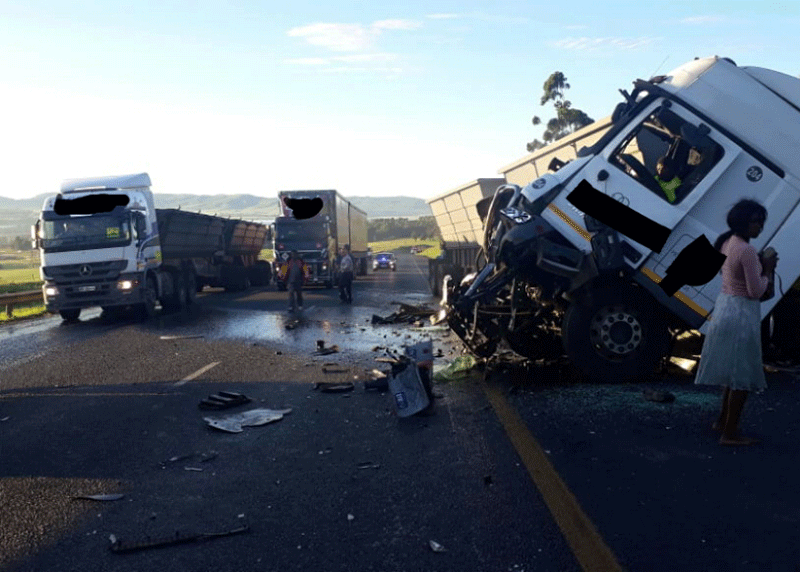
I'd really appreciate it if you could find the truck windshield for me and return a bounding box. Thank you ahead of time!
[41,213,132,252]
[275,221,327,241]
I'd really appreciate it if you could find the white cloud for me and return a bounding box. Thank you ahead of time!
[680,15,728,25]
[552,36,658,52]
[287,19,421,52]
[426,13,463,20]
[372,19,423,31]
[287,23,376,52]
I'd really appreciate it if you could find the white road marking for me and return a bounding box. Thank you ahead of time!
[175,361,221,386]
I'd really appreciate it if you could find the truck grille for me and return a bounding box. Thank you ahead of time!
[43,260,127,300]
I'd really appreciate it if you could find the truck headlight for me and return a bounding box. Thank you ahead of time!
[117,280,135,290]
[44,286,58,297]
[322,264,328,271]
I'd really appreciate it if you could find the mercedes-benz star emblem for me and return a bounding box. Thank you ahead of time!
[79,265,92,277]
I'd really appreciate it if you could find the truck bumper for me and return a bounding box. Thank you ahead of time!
[43,273,145,312]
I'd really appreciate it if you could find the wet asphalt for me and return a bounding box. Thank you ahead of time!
[1,253,800,571]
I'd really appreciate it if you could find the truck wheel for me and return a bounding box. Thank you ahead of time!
[59,309,81,322]
[163,271,187,312]
[562,285,670,383]
[184,270,198,305]
[137,276,158,320]
[249,261,271,287]
[223,265,249,292]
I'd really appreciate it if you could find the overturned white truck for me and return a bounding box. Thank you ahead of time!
[444,56,800,381]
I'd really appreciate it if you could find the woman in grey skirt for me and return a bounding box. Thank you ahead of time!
[695,199,778,446]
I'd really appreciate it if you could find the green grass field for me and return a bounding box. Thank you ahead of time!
[369,238,441,258]
[0,250,45,321]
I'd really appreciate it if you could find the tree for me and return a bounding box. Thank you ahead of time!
[11,235,32,251]
[527,71,594,152]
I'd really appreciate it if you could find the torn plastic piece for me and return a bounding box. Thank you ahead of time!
[204,408,292,433]
[110,525,250,553]
[74,494,125,502]
[432,355,478,381]
[429,540,447,552]
[389,358,430,417]
[313,382,355,393]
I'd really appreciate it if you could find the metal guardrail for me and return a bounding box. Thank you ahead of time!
[0,289,44,317]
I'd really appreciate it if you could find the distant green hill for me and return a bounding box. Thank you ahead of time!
[0,193,433,241]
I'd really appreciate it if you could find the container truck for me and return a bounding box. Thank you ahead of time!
[32,173,270,321]
[443,56,800,381]
[273,190,368,290]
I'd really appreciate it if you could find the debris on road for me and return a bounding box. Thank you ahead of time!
[388,357,431,417]
[109,524,250,553]
[433,355,479,381]
[429,540,447,553]
[313,344,340,356]
[159,335,205,340]
[204,408,292,433]
[364,370,389,391]
[313,382,355,393]
[73,493,125,502]
[198,391,251,410]
[321,365,350,374]
[643,388,676,403]
[371,302,437,325]
[357,461,381,470]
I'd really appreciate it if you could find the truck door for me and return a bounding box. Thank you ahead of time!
[547,98,734,320]
[550,96,799,327]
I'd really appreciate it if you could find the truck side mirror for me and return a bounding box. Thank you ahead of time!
[31,221,40,249]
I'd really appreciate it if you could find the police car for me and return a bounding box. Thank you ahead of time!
[372,252,397,271]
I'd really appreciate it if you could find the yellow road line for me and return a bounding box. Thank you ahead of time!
[175,361,221,386]
[482,381,625,572]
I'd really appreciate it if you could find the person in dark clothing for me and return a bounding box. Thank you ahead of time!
[287,251,305,311]
[338,244,354,304]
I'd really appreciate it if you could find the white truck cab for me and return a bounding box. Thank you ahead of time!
[448,56,800,380]
[34,173,161,321]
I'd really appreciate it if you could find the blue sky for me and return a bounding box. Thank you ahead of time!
[1,1,797,201]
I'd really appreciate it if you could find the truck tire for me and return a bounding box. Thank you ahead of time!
[562,285,670,383]
[137,275,158,320]
[223,265,249,292]
[184,270,198,306]
[248,261,271,287]
[163,270,187,312]
[59,309,81,322]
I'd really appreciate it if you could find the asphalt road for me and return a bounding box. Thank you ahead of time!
[2,253,800,571]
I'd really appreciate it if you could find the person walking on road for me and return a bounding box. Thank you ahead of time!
[287,251,305,312]
[339,244,354,304]
[695,198,778,446]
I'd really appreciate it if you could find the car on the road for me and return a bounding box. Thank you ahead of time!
[372,252,396,271]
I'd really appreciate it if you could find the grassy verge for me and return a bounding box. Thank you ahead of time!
[0,304,47,322]
[369,238,441,258]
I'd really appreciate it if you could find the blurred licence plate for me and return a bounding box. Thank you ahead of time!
[78,286,97,292]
